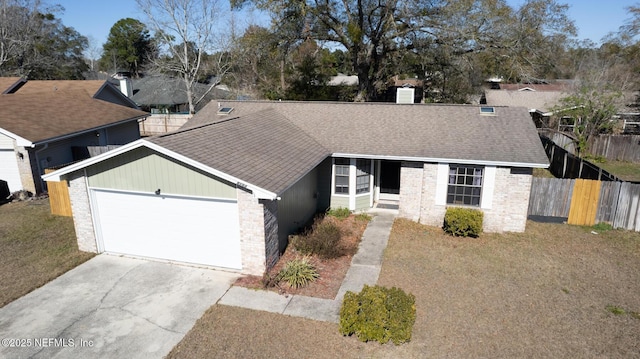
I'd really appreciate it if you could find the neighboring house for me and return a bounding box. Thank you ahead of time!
[111,74,232,135]
[0,78,148,194]
[43,101,549,275]
[383,76,424,104]
[482,83,571,127]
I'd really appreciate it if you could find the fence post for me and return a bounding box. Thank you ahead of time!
[578,159,583,179]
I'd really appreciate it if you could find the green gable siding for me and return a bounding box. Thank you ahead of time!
[330,195,349,210]
[86,147,236,199]
[355,194,371,210]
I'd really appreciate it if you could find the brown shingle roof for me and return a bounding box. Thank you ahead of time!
[499,83,573,92]
[0,91,148,143]
[149,109,330,194]
[13,80,106,97]
[0,77,23,93]
[185,101,549,167]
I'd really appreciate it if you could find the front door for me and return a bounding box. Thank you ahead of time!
[379,161,400,199]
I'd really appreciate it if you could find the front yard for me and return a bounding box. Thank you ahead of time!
[0,199,94,308]
[168,219,640,358]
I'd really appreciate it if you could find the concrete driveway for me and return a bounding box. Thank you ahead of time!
[0,255,239,359]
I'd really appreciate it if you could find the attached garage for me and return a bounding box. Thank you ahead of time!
[0,149,21,192]
[91,189,241,269]
[44,144,259,271]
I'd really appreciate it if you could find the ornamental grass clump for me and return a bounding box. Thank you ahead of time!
[443,207,483,237]
[276,256,319,289]
[327,207,351,219]
[339,285,416,345]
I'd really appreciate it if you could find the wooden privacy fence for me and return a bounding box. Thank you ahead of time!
[44,169,72,217]
[528,177,640,230]
[540,135,620,181]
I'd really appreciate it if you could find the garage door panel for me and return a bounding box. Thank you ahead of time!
[92,189,241,269]
[0,150,22,192]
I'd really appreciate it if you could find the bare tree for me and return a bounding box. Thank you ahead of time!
[0,0,41,70]
[136,0,226,113]
[84,35,103,72]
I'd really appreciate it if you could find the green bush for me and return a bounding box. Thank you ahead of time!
[277,256,319,288]
[355,212,372,222]
[443,207,483,237]
[339,285,416,345]
[291,220,343,259]
[592,222,613,231]
[327,207,351,219]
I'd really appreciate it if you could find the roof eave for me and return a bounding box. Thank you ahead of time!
[32,114,148,146]
[332,153,550,169]
[98,81,142,109]
[0,127,33,147]
[41,139,279,200]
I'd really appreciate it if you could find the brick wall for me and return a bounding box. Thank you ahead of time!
[14,144,37,193]
[398,162,423,221]
[482,168,532,233]
[236,189,281,275]
[419,163,447,227]
[398,163,532,233]
[67,171,98,252]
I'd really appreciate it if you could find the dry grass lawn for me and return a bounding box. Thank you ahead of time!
[0,198,94,308]
[597,160,640,182]
[168,219,640,358]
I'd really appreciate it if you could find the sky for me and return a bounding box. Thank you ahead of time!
[54,0,637,49]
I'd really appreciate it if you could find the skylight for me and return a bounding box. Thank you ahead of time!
[480,106,496,115]
[217,107,234,115]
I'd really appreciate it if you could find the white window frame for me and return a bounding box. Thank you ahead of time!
[355,159,371,194]
[333,158,350,195]
[446,165,484,207]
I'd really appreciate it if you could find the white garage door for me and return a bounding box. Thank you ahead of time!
[0,149,22,192]
[92,189,242,269]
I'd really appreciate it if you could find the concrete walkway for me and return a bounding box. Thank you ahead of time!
[219,209,396,323]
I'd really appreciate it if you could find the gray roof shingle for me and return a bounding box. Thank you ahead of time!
[185,101,549,167]
[149,108,330,194]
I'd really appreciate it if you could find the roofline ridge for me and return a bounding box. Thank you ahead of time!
[155,115,242,138]
[220,99,513,108]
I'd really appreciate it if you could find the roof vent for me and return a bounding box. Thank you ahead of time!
[217,107,234,115]
[480,106,496,115]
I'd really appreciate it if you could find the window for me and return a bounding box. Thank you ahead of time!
[356,159,370,194]
[334,158,350,194]
[447,165,483,207]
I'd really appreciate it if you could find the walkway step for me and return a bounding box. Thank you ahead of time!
[219,286,291,312]
[284,296,340,323]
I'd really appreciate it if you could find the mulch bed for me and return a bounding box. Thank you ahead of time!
[233,214,369,299]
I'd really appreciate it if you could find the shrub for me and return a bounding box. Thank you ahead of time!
[339,285,416,345]
[277,256,319,289]
[291,220,343,259]
[592,222,613,232]
[327,207,351,219]
[443,207,483,237]
[355,212,372,222]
